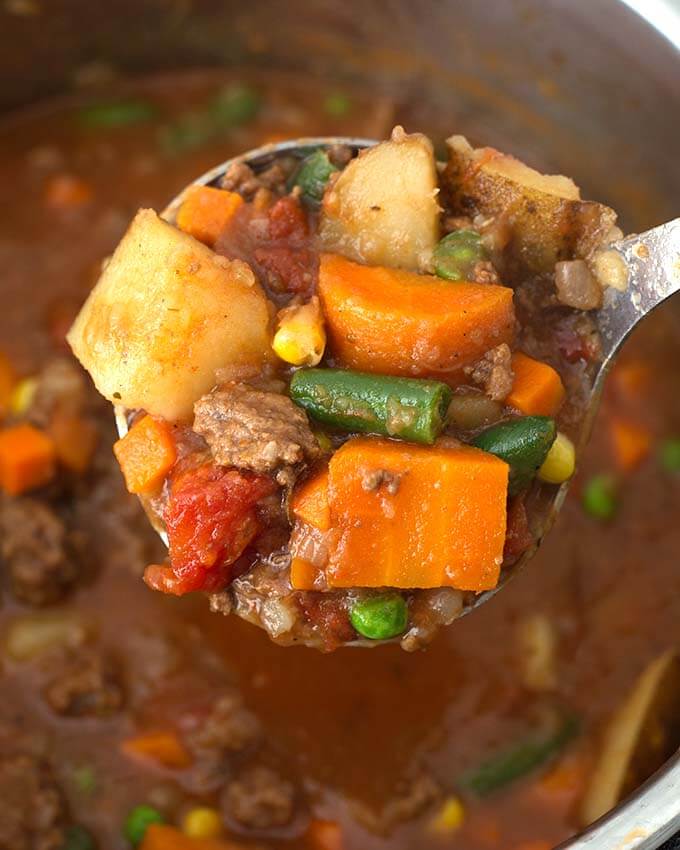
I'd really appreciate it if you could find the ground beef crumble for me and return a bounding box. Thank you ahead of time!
[0,497,80,606]
[349,770,441,835]
[183,693,262,793]
[222,764,295,830]
[360,468,402,494]
[465,342,515,402]
[220,160,292,200]
[43,648,124,717]
[193,381,319,476]
[0,754,67,850]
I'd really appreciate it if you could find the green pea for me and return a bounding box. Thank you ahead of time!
[659,438,680,473]
[61,825,96,850]
[124,805,165,847]
[323,92,352,117]
[78,100,157,128]
[71,764,96,795]
[434,230,487,281]
[210,84,261,128]
[582,474,618,520]
[160,84,261,155]
[294,150,339,205]
[350,594,408,640]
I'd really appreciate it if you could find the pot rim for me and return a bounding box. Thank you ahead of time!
[561,8,680,850]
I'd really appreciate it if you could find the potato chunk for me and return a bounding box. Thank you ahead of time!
[443,135,617,275]
[67,209,272,422]
[319,126,440,271]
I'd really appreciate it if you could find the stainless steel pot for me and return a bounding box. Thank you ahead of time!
[2,1,678,846]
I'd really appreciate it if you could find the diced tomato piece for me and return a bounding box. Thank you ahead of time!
[555,322,599,364]
[504,496,533,564]
[147,462,275,595]
[254,246,317,295]
[268,195,308,240]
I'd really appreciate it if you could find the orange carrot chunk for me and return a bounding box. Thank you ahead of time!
[0,424,56,495]
[121,730,192,769]
[291,467,330,531]
[140,824,244,850]
[44,174,93,209]
[0,351,17,419]
[307,819,343,850]
[507,352,565,417]
[113,415,177,494]
[609,416,652,472]
[326,437,509,591]
[318,254,515,383]
[49,413,99,473]
[176,186,244,247]
[290,556,322,591]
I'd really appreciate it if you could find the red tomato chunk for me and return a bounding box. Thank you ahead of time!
[145,463,275,595]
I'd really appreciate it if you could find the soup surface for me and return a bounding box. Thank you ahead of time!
[1,70,679,850]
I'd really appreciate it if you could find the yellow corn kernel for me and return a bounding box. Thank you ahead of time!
[10,378,37,417]
[182,807,223,840]
[272,298,326,367]
[538,431,575,484]
[429,795,465,834]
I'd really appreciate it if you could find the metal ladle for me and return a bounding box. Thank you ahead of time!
[115,138,680,629]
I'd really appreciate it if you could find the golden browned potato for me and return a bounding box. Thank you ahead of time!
[67,209,273,422]
[443,135,617,276]
[320,126,440,271]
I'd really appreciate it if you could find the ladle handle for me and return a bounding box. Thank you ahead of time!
[595,218,680,372]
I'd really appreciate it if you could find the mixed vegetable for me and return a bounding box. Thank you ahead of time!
[64,125,628,649]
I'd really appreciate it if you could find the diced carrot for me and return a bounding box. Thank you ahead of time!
[176,186,244,247]
[261,131,292,145]
[113,415,177,494]
[0,351,17,419]
[44,174,93,209]
[531,751,589,808]
[609,361,650,404]
[318,254,515,383]
[466,813,502,848]
[507,352,565,417]
[122,730,192,769]
[326,437,509,591]
[290,556,322,591]
[48,413,98,473]
[291,467,330,531]
[307,819,343,850]
[0,424,56,495]
[609,416,652,472]
[140,824,244,850]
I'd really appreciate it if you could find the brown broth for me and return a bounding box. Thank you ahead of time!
[1,69,679,850]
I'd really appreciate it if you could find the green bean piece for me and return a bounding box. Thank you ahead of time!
[124,805,165,847]
[459,713,579,797]
[582,474,619,520]
[294,149,338,205]
[323,92,352,117]
[472,416,557,495]
[61,825,96,850]
[290,368,452,445]
[433,229,488,281]
[350,593,409,640]
[659,438,680,473]
[78,100,157,128]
